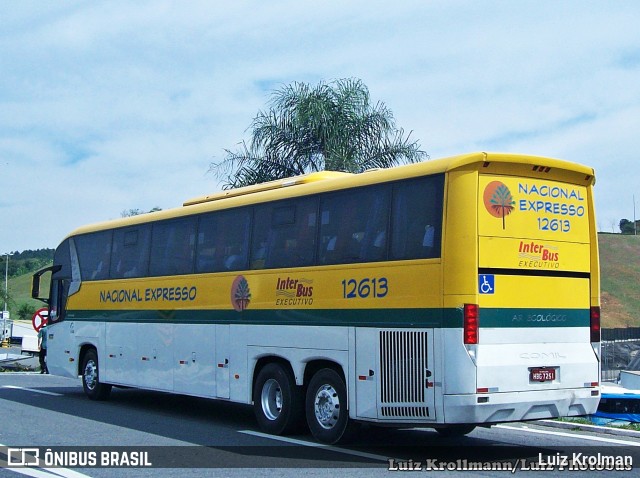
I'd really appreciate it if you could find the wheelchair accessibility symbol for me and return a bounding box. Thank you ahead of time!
[479,274,495,294]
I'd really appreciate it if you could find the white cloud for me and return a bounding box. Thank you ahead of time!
[1,0,639,251]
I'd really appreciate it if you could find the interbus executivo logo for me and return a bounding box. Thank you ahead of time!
[231,275,251,311]
[518,240,560,269]
[483,181,515,229]
[275,276,314,306]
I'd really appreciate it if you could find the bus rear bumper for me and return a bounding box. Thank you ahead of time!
[443,388,600,424]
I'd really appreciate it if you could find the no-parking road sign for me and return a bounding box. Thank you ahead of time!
[32,308,48,332]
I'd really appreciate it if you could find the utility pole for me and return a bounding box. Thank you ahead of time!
[2,253,10,347]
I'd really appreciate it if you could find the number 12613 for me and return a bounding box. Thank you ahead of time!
[341,278,388,299]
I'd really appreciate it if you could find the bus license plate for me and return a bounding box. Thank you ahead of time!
[530,368,555,382]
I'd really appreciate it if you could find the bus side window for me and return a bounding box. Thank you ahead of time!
[196,215,221,272]
[46,239,72,323]
[197,209,251,273]
[150,217,197,276]
[75,231,112,281]
[319,198,356,264]
[50,279,71,323]
[256,198,317,269]
[250,206,270,269]
[110,226,151,279]
[319,186,389,265]
[391,175,444,260]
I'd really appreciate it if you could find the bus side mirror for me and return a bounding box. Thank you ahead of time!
[32,265,60,304]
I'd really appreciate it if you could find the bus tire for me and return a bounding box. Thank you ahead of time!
[435,425,476,437]
[253,363,304,435]
[81,349,112,401]
[306,368,356,444]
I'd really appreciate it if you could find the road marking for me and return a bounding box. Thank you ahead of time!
[239,430,392,462]
[5,468,66,478]
[1,386,62,397]
[0,443,92,478]
[5,468,91,478]
[496,424,640,446]
[39,468,92,478]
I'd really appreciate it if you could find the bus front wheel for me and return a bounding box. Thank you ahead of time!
[253,363,304,435]
[81,349,112,401]
[306,368,356,444]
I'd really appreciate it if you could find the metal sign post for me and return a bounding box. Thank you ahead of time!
[2,253,10,347]
[0,311,10,348]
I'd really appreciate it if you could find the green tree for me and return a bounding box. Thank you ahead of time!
[212,78,427,189]
[121,207,162,218]
[0,283,14,312]
[17,303,36,321]
[619,219,639,234]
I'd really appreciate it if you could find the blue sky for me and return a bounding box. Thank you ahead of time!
[1,0,639,252]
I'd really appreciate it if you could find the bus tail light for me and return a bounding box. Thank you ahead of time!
[464,304,479,345]
[590,306,601,343]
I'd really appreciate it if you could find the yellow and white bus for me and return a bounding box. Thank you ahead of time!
[33,152,600,444]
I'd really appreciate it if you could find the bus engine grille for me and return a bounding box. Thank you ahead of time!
[379,330,428,406]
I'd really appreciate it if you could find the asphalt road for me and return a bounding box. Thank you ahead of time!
[0,373,639,477]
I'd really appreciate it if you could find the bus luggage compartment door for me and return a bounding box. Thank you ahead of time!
[215,324,230,398]
[355,328,377,419]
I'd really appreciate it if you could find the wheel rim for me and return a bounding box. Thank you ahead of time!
[313,384,340,429]
[261,378,283,421]
[84,359,98,391]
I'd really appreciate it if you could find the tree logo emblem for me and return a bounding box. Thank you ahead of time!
[231,275,251,312]
[483,181,515,229]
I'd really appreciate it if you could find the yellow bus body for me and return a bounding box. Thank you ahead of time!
[39,152,600,443]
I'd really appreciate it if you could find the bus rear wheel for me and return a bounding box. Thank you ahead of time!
[253,363,304,435]
[305,368,356,444]
[81,349,112,401]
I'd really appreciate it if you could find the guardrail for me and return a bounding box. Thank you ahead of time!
[602,327,640,342]
[601,328,640,382]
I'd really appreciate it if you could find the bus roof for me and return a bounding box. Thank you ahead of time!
[65,152,596,238]
[183,170,353,206]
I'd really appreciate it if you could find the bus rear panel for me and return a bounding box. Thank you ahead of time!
[441,156,599,425]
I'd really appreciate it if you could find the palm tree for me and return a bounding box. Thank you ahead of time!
[211,78,427,189]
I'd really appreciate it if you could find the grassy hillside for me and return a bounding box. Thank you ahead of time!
[5,234,640,328]
[598,233,640,328]
[11,270,50,309]
[4,268,50,321]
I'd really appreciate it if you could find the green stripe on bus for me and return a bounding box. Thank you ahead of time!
[65,307,589,328]
[479,308,589,328]
[67,308,445,328]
